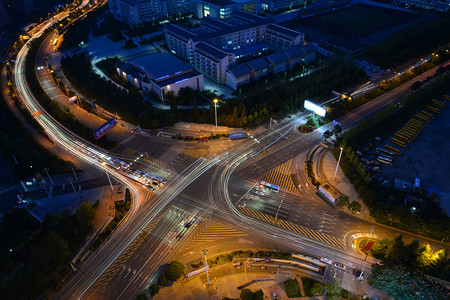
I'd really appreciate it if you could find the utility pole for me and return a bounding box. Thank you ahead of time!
[359,226,374,281]
[43,168,54,185]
[333,147,344,181]
[202,249,210,285]
[68,177,77,193]
[275,191,287,220]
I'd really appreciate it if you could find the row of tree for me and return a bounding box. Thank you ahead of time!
[0,202,96,299]
[369,235,449,299]
[365,12,450,68]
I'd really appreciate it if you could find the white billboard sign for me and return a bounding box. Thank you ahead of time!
[304,100,326,117]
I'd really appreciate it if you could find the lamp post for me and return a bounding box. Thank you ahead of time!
[333,147,344,181]
[43,168,54,185]
[202,249,210,285]
[102,162,115,193]
[359,226,374,281]
[213,99,218,130]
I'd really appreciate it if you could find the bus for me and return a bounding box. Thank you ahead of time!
[113,158,130,169]
[258,181,280,192]
[146,173,166,184]
[376,147,395,156]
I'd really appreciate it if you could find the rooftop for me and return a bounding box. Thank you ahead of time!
[246,57,270,71]
[201,16,234,31]
[130,52,193,81]
[267,24,302,39]
[202,0,237,6]
[156,70,203,87]
[283,47,306,59]
[227,63,252,78]
[266,52,288,65]
[195,41,230,61]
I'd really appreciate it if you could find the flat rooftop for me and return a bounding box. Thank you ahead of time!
[130,52,193,81]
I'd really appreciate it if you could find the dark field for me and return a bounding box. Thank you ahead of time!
[298,4,419,40]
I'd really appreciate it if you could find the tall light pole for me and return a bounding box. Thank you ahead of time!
[359,226,374,281]
[333,147,344,181]
[102,162,115,193]
[43,168,54,185]
[202,249,210,285]
[213,99,218,130]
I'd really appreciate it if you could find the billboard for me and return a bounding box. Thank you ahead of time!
[304,100,326,117]
[230,132,246,140]
[93,119,116,139]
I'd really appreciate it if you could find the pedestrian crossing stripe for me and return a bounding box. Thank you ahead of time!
[92,215,164,293]
[178,220,247,252]
[124,147,175,173]
[92,234,146,292]
[260,159,298,194]
[238,206,344,249]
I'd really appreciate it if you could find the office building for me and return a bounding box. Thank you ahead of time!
[116,52,204,100]
[261,0,303,12]
[165,10,309,86]
[114,0,191,25]
[226,43,316,89]
[393,0,449,11]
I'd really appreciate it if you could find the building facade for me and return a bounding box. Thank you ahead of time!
[261,0,303,12]
[114,0,191,25]
[226,43,316,90]
[393,0,449,11]
[165,10,308,86]
[116,52,204,100]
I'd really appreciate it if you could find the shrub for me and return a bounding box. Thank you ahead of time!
[165,261,185,281]
[149,283,160,296]
[283,279,302,297]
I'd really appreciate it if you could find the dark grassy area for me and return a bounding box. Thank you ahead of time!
[1,71,72,179]
[299,4,419,39]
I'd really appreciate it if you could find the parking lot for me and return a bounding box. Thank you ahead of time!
[351,96,450,215]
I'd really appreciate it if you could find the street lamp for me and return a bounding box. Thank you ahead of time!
[202,249,210,285]
[333,147,344,181]
[213,99,218,130]
[102,162,115,193]
[359,226,374,281]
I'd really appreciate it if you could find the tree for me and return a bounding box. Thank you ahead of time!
[283,279,301,297]
[371,238,390,260]
[323,130,333,141]
[369,264,448,300]
[136,293,148,300]
[75,201,96,229]
[324,281,343,300]
[339,196,349,208]
[334,124,342,135]
[348,201,361,214]
[240,289,263,300]
[165,261,185,281]
[410,81,422,91]
[311,283,323,296]
[149,283,160,296]
[158,274,169,286]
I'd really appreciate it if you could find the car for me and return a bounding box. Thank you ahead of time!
[356,151,362,156]
[320,257,332,264]
[382,180,389,186]
[353,269,363,278]
[184,221,192,229]
[334,263,346,271]
[375,137,381,141]
[373,166,380,172]
[180,218,188,226]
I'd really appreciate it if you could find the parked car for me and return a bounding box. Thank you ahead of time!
[334,262,346,271]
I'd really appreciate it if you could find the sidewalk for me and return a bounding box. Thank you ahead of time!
[320,150,373,222]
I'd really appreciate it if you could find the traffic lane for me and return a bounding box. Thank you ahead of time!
[36,35,132,143]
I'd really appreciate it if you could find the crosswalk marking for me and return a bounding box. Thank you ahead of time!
[238,206,344,249]
[178,220,247,252]
[260,159,298,194]
[123,147,175,173]
[92,214,164,293]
